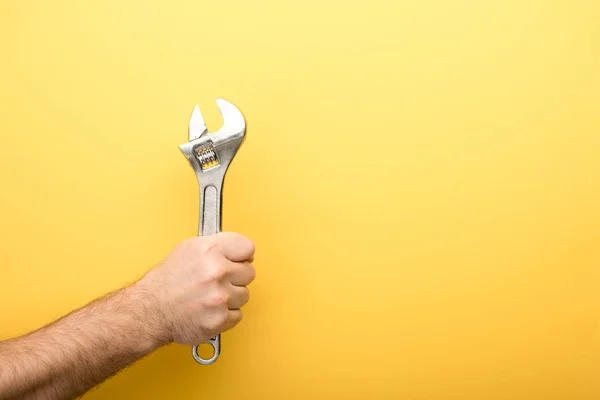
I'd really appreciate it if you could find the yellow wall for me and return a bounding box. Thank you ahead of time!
[1,0,599,398]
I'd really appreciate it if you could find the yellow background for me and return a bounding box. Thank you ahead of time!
[1,0,599,398]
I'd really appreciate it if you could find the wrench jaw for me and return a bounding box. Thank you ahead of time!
[178,98,246,180]
[178,98,246,365]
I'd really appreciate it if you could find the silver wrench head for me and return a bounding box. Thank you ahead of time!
[179,98,246,176]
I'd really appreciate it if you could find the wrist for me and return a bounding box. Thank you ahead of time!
[120,281,172,351]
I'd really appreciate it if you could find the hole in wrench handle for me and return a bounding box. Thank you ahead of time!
[192,335,221,365]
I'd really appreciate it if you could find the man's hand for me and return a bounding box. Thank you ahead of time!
[0,232,255,400]
[139,232,256,345]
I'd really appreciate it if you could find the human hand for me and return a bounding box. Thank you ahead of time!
[137,232,256,345]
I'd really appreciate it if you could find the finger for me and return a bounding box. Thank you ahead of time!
[227,261,256,286]
[221,309,243,332]
[227,285,250,309]
[215,232,255,262]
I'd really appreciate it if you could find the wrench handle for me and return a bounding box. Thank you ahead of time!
[200,184,221,236]
[192,182,222,365]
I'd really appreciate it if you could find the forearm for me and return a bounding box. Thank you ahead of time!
[0,283,166,400]
[0,233,256,399]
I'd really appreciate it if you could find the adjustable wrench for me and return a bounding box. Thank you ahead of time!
[178,98,247,365]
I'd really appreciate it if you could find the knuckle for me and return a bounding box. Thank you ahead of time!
[205,307,228,331]
[241,237,255,256]
[246,263,256,282]
[215,312,229,327]
[200,242,219,256]
[240,289,250,306]
[205,262,227,282]
[209,290,229,307]
[206,316,225,331]
[194,237,219,255]
[226,232,255,255]
[234,310,243,323]
[232,289,249,308]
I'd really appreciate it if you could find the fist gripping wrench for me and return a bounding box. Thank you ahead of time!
[178,98,246,365]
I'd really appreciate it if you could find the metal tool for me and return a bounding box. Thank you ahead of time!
[178,98,246,365]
